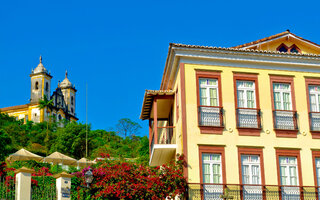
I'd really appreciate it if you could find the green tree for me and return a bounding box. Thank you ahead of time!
[37,94,54,130]
[0,130,12,161]
[116,118,142,138]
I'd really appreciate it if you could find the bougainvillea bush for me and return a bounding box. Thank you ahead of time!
[72,154,187,200]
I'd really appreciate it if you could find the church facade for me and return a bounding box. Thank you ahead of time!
[0,56,78,123]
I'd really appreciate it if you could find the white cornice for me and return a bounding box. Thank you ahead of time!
[161,46,320,90]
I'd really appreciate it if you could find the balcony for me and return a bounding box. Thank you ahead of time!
[150,126,176,166]
[198,106,224,134]
[188,183,319,200]
[309,112,320,139]
[140,90,177,166]
[273,110,298,137]
[236,108,261,136]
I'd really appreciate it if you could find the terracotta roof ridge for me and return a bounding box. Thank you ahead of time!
[232,31,290,48]
[170,43,320,57]
[232,31,320,49]
[0,104,29,111]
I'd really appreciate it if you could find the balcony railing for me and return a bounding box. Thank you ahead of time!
[273,110,298,130]
[310,112,320,131]
[188,183,319,200]
[236,108,261,128]
[150,126,175,152]
[157,126,175,145]
[198,106,223,127]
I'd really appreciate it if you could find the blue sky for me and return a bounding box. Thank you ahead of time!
[1,0,319,136]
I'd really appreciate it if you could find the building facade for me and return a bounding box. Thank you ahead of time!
[0,56,77,123]
[141,31,320,199]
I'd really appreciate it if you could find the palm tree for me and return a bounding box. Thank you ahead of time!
[38,95,54,128]
[38,95,54,155]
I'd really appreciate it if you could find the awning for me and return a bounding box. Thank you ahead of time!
[7,148,43,162]
[140,90,174,120]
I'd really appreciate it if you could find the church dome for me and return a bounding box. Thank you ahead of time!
[33,56,48,74]
[60,71,73,88]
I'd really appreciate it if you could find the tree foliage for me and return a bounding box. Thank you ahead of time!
[0,113,148,164]
[116,118,142,138]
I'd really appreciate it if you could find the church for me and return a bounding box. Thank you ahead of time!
[0,56,78,123]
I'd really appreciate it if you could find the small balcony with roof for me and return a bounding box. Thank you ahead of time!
[140,90,176,166]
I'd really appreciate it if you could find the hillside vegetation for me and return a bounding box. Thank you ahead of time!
[0,113,149,164]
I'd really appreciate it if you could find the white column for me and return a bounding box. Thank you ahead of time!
[53,172,74,200]
[14,167,35,200]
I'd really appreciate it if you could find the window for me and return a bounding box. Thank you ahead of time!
[199,78,219,107]
[279,156,299,185]
[71,96,74,105]
[270,76,297,136]
[58,114,62,120]
[276,149,302,199]
[234,74,261,135]
[279,46,288,52]
[309,86,320,112]
[196,71,223,134]
[290,47,299,53]
[199,146,225,199]
[238,148,264,199]
[202,153,222,183]
[45,82,49,92]
[273,83,292,110]
[241,155,261,184]
[315,158,320,186]
[312,151,320,187]
[71,108,74,113]
[306,79,320,137]
[237,81,256,108]
[277,43,301,53]
[35,81,39,90]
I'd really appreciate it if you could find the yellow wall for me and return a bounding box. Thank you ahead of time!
[183,63,320,186]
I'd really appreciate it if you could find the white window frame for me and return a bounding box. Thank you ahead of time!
[199,78,219,107]
[315,158,320,186]
[309,85,320,112]
[273,83,292,110]
[202,153,222,184]
[279,156,299,186]
[241,155,261,185]
[236,80,256,108]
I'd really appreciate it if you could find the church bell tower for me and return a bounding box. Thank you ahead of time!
[30,56,52,103]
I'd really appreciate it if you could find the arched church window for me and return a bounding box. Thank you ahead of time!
[71,96,74,105]
[71,108,74,113]
[35,82,39,90]
[58,114,62,120]
[45,82,49,92]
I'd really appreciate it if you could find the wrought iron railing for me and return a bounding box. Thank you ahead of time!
[236,108,261,128]
[188,183,319,200]
[198,106,223,127]
[0,178,15,200]
[273,110,298,130]
[310,112,320,131]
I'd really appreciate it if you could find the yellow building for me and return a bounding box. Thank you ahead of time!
[0,56,78,123]
[141,30,320,199]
